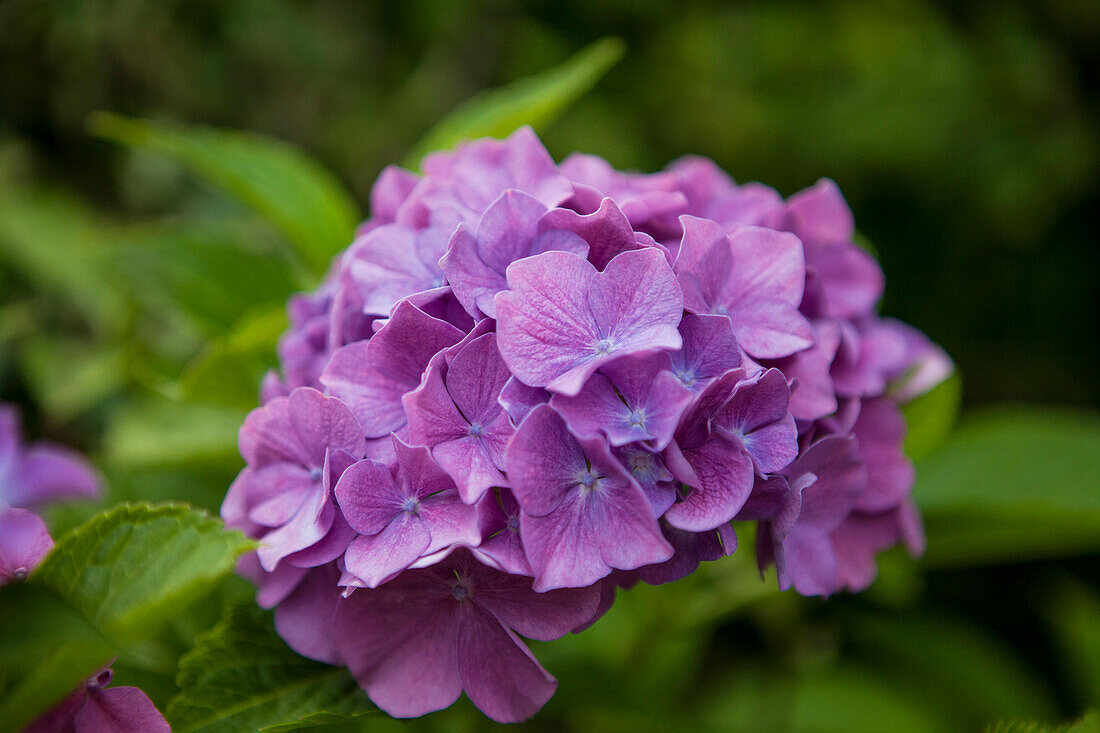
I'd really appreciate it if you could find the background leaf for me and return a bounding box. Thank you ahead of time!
[902,371,961,462]
[89,112,361,278]
[915,407,1100,565]
[403,36,626,169]
[168,602,373,732]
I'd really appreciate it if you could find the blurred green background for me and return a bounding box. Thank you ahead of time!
[0,1,1098,731]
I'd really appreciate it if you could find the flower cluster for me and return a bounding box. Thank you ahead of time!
[225,128,952,722]
[0,404,170,732]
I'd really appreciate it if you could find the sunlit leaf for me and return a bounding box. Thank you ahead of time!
[403,37,626,169]
[89,112,361,278]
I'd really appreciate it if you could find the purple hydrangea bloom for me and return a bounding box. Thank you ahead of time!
[507,405,672,591]
[226,128,951,723]
[333,549,600,722]
[496,248,683,396]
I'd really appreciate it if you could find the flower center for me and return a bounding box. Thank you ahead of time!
[11,567,27,581]
[628,453,653,476]
[467,423,485,438]
[401,497,420,514]
[676,369,696,388]
[430,277,445,289]
[578,470,599,491]
[594,338,613,355]
[506,515,520,532]
[626,410,646,428]
[452,584,470,601]
[308,466,323,482]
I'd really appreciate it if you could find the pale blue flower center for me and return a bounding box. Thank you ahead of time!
[626,409,646,428]
[452,584,470,601]
[579,470,599,490]
[506,515,520,532]
[676,369,696,388]
[401,497,420,514]
[628,453,653,476]
[594,338,613,355]
[308,466,323,482]
[430,277,445,289]
[467,423,485,438]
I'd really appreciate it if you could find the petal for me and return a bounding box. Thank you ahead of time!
[320,301,463,436]
[334,458,404,536]
[464,559,601,640]
[538,197,636,270]
[505,405,587,517]
[663,435,755,532]
[15,445,100,508]
[495,251,601,391]
[0,507,53,584]
[273,564,343,664]
[334,572,462,719]
[256,483,334,572]
[587,248,683,356]
[343,514,432,588]
[729,298,814,359]
[286,388,366,466]
[457,602,557,723]
[77,686,170,732]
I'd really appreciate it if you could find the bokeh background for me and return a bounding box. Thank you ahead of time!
[1,1,1098,731]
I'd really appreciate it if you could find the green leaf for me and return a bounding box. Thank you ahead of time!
[0,584,115,732]
[1048,583,1100,708]
[0,504,251,731]
[0,183,125,334]
[178,305,286,411]
[110,221,301,338]
[168,602,373,732]
[105,399,245,470]
[915,407,1100,565]
[89,112,361,278]
[403,37,626,169]
[987,711,1099,733]
[34,503,253,644]
[18,336,130,419]
[901,371,961,462]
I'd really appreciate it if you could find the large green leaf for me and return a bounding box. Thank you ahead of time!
[915,407,1100,565]
[110,221,301,338]
[34,504,253,643]
[0,504,251,731]
[1049,583,1100,708]
[168,602,373,732]
[0,184,125,334]
[403,37,626,169]
[89,112,361,278]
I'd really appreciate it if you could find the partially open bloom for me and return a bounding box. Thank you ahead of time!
[229,127,951,722]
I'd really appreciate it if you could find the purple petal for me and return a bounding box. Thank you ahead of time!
[637,522,736,586]
[321,301,463,436]
[285,388,365,467]
[498,377,549,425]
[538,197,637,270]
[256,480,333,572]
[670,313,742,391]
[14,445,100,508]
[785,435,867,532]
[781,178,855,243]
[766,320,840,422]
[663,434,755,532]
[504,404,587,517]
[273,563,343,664]
[0,507,53,585]
[342,223,448,316]
[613,444,677,516]
[852,398,915,513]
[472,490,531,576]
[76,686,171,732]
[334,458,404,536]
[334,574,462,719]
[457,603,557,723]
[343,513,432,588]
[368,165,420,224]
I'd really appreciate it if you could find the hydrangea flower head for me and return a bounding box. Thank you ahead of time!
[226,126,951,722]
